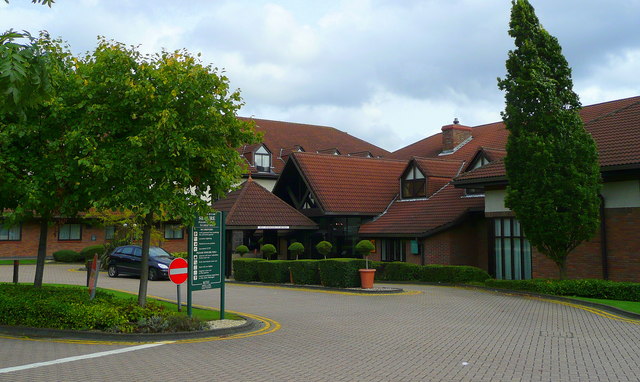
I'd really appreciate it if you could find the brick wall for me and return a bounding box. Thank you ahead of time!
[530,207,640,282]
[0,220,188,258]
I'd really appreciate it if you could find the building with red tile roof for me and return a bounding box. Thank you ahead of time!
[238,118,390,190]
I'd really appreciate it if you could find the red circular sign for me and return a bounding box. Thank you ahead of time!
[168,258,188,285]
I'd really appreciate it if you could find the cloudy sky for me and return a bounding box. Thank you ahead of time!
[2,0,639,151]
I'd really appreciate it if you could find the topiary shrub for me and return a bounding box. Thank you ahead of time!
[233,258,265,281]
[261,244,277,260]
[318,258,368,288]
[289,260,321,285]
[315,241,332,259]
[256,260,293,283]
[355,240,375,269]
[52,249,83,263]
[80,245,106,261]
[235,245,249,257]
[288,242,304,260]
[419,265,490,283]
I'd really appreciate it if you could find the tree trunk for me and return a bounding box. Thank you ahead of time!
[557,259,567,280]
[137,212,153,307]
[33,219,49,288]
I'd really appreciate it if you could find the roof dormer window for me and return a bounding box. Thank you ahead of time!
[401,165,426,199]
[255,146,272,173]
[468,154,490,171]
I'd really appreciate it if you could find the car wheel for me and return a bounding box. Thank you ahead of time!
[148,267,159,281]
[108,264,119,278]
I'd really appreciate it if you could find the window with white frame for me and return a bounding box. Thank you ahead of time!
[255,146,271,172]
[105,226,116,240]
[59,224,82,241]
[401,165,426,199]
[492,218,532,280]
[0,224,21,241]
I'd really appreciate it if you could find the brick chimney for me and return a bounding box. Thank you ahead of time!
[441,118,472,153]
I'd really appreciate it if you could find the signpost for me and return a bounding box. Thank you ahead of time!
[169,257,188,312]
[187,211,225,318]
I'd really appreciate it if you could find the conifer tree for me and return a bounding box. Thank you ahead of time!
[498,0,601,279]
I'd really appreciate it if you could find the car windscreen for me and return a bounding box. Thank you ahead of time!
[149,247,173,258]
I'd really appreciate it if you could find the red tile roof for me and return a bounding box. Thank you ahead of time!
[290,152,407,215]
[453,96,640,184]
[239,118,390,176]
[412,157,465,178]
[213,179,318,229]
[358,184,484,236]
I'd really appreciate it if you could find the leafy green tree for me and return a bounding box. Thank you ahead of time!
[0,36,89,287]
[315,240,332,259]
[72,39,259,305]
[355,240,375,269]
[497,0,601,279]
[288,242,304,260]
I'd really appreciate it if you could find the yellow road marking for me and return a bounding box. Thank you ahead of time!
[232,283,422,296]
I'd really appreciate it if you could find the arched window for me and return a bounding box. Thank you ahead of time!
[255,146,271,172]
[401,165,426,199]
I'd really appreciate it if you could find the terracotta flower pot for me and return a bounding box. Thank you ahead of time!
[359,268,376,289]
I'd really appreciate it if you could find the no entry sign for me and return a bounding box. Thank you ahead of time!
[169,258,188,285]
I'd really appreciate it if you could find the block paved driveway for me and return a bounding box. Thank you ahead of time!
[1,264,639,381]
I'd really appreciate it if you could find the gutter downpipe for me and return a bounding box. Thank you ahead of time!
[599,194,609,280]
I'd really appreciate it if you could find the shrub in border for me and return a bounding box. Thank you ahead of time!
[289,260,321,285]
[318,258,368,288]
[380,262,422,281]
[80,245,106,261]
[52,249,82,263]
[232,258,265,282]
[257,260,292,283]
[419,265,490,283]
[484,278,640,302]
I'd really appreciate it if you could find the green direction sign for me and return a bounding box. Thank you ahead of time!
[188,212,224,291]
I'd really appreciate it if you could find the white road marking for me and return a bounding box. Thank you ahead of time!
[0,342,171,374]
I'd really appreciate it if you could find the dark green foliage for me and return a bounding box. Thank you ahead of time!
[378,262,422,281]
[484,279,640,302]
[52,249,83,263]
[256,260,292,284]
[232,258,265,282]
[498,0,601,278]
[318,258,368,288]
[261,244,277,260]
[315,241,332,259]
[80,244,106,260]
[419,265,491,283]
[355,240,375,256]
[0,284,206,333]
[288,260,321,285]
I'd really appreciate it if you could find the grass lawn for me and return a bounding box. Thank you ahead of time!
[570,296,640,315]
[0,259,38,265]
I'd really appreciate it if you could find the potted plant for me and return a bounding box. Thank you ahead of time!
[288,242,304,260]
[261,243,276,260]
[315,240,332,259]
[235,245,249,257]
[355,239,376,289]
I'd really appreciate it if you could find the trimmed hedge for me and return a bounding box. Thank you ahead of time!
[377,262,422,281]
[484,278,640,302]
[419,265,490,283]
[52,249,83,263]
[289,260,321,285]
[318,258,368,288]
[80,245,106,261]
[233,258,265,282]
[257,260,292,284]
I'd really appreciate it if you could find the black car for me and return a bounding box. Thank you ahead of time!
[107,245,175,281]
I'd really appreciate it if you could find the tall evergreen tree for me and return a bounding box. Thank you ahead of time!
[497,0,601,279]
